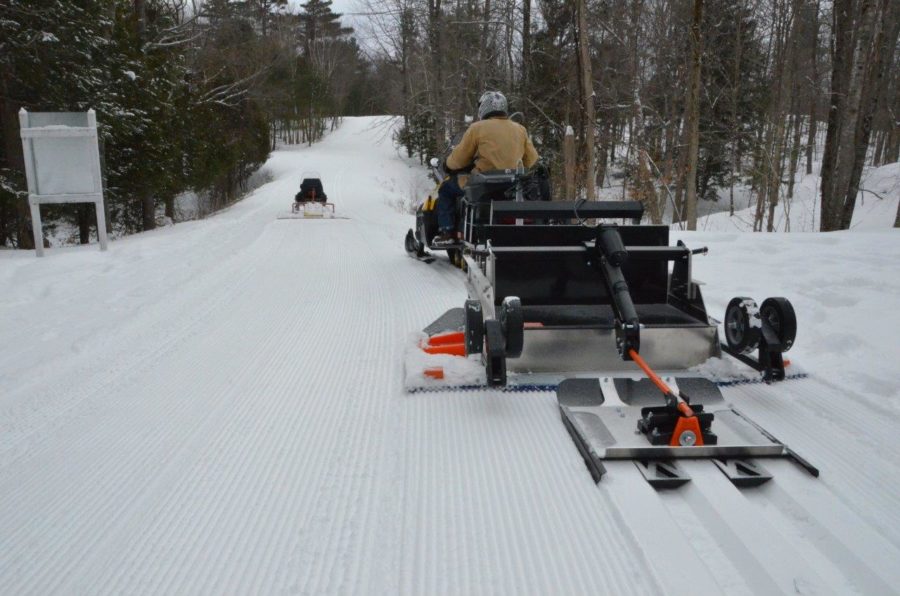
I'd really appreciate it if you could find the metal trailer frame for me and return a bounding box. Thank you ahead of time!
[457,171,719,380]
[419,171,814,486]
[556,377,819,488]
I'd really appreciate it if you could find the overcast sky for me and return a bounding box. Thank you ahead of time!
[285,0,360,17]
[284,0,378,54]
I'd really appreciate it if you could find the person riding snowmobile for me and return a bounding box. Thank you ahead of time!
[433,91,539,245]
[295,178,327,203]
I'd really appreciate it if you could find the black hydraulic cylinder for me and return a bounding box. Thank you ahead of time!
[597,226,628,266]
[595,226,640,358]
[600,260,639,323]
[600,259,641,357]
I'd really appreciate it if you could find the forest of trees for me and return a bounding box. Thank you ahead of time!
[0,0,382,248]
[366,0,899,231]
[1,0,898,249]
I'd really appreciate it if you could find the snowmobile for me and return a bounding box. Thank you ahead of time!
[404,189,456,266]
[404,137,466,265]
[278,173,339,220]
[408,169,816,488]
[404,156,551,266]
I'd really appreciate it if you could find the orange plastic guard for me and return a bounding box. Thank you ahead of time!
[423,343,466,356]
[424,367,445,379]
[427,331,466,346]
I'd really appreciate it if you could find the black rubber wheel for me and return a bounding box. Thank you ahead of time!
[724,297,761,355]
[484,319,507,387]
[499,296,524,358]
[464,299,484,356]
[760,297,797,352]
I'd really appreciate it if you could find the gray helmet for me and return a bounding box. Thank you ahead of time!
[477,91,508,120]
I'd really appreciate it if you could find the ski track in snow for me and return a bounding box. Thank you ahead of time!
[1,116,899,594]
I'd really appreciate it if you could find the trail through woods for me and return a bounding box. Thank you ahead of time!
[1,118,899,594]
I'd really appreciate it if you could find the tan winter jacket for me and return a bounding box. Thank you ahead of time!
[446,117,539,178]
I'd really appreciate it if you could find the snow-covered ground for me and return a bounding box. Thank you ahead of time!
[694,161,899,233]
[1,117,899,594]
[595,133,899,234]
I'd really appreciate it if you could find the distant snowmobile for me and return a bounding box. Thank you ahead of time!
[278,173,343,220]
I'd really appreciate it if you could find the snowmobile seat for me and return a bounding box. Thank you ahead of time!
[463,170,549,226]
[464,168,554,203]
[464,171,518,204]
[297,178,327,203]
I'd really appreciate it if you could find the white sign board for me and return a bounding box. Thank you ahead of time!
[19,109,109,256]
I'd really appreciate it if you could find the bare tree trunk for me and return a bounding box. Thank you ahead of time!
[673,130,686,224]
[683,0,703,229]
[140,190,155,230]
[564,125,576,200]
[428,0,444,151]
[0,70,34,249]
[78,204,92,244]
[873,129,885,166]
[480,0,492,88]
[787,113,803,198]
[628,0,660,222]
[840,0,900,228]
[260,0,269,37]
[821,0,884,230]
[662,94,680,216]
[134,0,155,231]
[832,3,878,229]
[753,147,768,231]
[729,6,743,216]
[819,0,851,230]
[522,0,531,95]
[597,120,611,189]
[576,0,596,200]
[787,9,804,201]
[888,128,900,163]
[133,0,146,39]
[765,116,788,232]
[805,0,820,175]
[765,0,797,233]
[399,7,413,155]
[164,195,175,220]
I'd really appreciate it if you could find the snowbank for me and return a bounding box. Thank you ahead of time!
[692,162,899,232]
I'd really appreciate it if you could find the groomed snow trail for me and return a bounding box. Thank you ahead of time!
[1,117,899,595]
